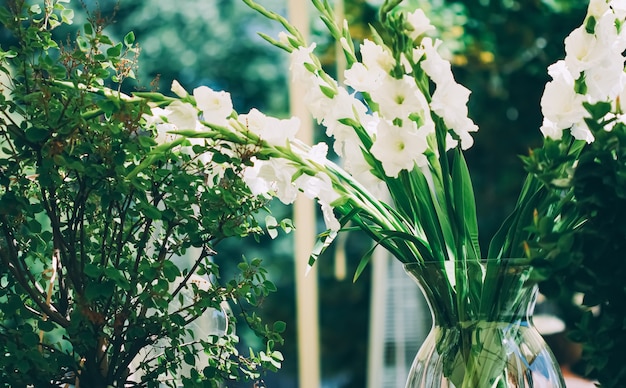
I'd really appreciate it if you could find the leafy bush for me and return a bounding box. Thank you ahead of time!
[525,101,626,386]
[0,1,284,386]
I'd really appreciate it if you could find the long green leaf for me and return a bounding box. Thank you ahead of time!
[451,148,480,259]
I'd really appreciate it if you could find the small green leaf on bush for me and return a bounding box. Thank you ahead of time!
[76,35,90,51]
[137,135,157,148]
[140,203,162,220]
[83,22,93,35]
[107,43,123,58]
[124,31,135,47]
[264,280,277,292]
[183,352,195,366]
[162,261,181,282]
[273,321,286,333]
[61,9,74,24]
[99,34,113,45]
[25,127,48,142]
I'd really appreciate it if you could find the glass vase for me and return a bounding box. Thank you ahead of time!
[403,259,565,388]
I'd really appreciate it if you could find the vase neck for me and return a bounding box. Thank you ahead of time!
[404,259,537,326]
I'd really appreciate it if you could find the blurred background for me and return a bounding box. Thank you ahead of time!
[17,0,590,386]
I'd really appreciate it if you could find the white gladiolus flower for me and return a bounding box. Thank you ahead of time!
[342,140,387,198]
[370,119,428,177]
[320,202,341,232]
[302,75,336,124]
[540,118,564,140]
[294,171,341,232]
[238,108,300,146]
[610,0,626,18]
[344,62,384,93]
[584,51,626,100]
[322,88,369,147]
[452,119,477,150]
[445,132,459,150]
[405,9,435,41]
[565,12,622,79]
[594,10,623,47]
[290,43,317,82]
[245,158,299,205]
[587,0,610,18]
[360,40,395,74]
[295,173,338,204]
[547,60,572,81]
[145,107,177,144]
[278,31,290,45]
[333,112,380,177]
[242,158,272,197]
[541,62,588,131]
[306,142,330,164]
[564,26,601,78]
[571,122,595,143]
[430,81,477,150]
[419,38,454,86]
[373,74,429,121]
[167,101,198,130]
[171,80,189,98]
[193,86,233,125]
[144,107,170,128]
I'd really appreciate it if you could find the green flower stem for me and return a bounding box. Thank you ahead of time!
[240,0,306,48]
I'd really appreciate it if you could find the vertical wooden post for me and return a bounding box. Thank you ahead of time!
[367,248,389,387]
[287,0,321,387]
[333,0,348,282]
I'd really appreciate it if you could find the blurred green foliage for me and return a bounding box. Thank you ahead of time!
[51,0,292,115]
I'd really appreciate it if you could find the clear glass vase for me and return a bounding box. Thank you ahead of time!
[403,259,565,388]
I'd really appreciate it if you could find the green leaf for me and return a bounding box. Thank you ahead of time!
[272,321,286,333]
[0,48,17,60]
[123,31,135,47]
[107,43,123,58]
[99,35,113,45]
[76,35,90,52]
[139,202,162,220]
[137,134,157,148]
[30,4,42,14]
[183,352,196,366]
[265,215,278,239]
[83,22,93,36]
[451,148,480,258]
[353,243,379,282]
[162,261,181,282]
[25,127,49,143]
[96,98,119,117]
[263,280,277,292]
[61,8,74,24]
[21,332,40,347]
